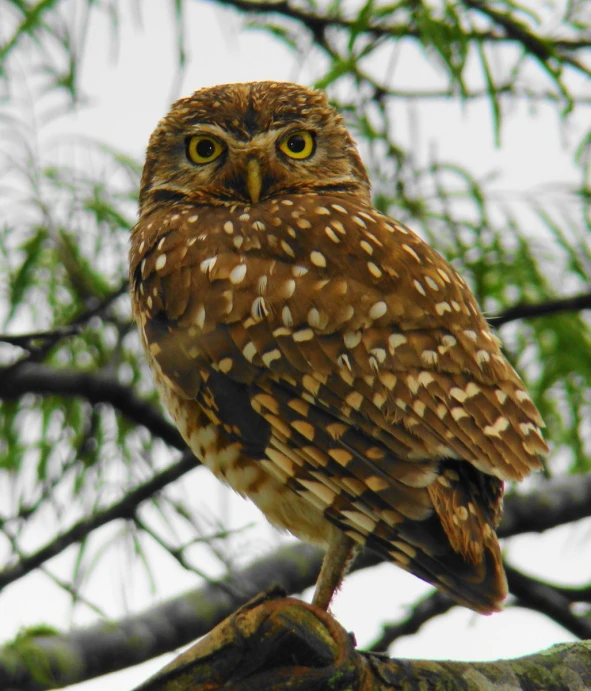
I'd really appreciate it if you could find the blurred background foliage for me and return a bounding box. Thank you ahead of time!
[0,0,590,680]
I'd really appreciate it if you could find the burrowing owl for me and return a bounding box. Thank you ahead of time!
[129,81,547,613]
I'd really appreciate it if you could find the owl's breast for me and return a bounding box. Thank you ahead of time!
[141,338,335,548]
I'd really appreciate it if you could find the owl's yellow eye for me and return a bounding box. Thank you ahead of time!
[278,130,315,160]
[187,135,224,164]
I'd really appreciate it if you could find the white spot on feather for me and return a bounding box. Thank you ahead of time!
[495,390,508,404]
[262,349,282,367]
[388,334,407,352]
[369,301,387,320]
[293,328,314,342]
[243,342,257,362]
[344,330,362,349]
[413,279,426,296]
[310,251,327,267]
[251,297,269,321]
[229,264,247,284]
[282,305,293,327]
[200,257,217,274]
[484,416,510,437]
[367,262,382,278]
[308,308,321,328]
[476,350,491,364]
[402,245,421,263]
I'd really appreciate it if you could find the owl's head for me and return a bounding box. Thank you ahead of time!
[139,81,371,215]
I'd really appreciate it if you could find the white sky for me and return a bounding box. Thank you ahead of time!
[1,2,589,690]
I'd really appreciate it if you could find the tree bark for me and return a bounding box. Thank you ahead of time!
[134,589,591,691]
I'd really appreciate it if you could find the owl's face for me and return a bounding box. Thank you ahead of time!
[139,81,371,215]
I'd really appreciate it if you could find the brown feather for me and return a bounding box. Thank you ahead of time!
[130,81,548,614]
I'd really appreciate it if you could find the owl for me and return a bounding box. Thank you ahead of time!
[129,81,548,613]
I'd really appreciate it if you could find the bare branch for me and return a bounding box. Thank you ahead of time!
[506,565,591,639]
[131,593,591,691]
[0,543,324,690]
[492,291,591,327]
[1,536,591,690]
[552,583,591,603]
[0,326,82,349]
[68,282,129,326]
[0,451,199,593]
[499,474,591,538]
[0,363,184,450]
[369,590,454,653]
[1,284,129,372]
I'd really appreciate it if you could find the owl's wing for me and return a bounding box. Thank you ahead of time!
[130,199,547,611]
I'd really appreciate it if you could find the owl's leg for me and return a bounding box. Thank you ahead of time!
[312,531,359,610]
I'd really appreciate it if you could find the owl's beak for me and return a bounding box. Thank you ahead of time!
[246,159,262,204]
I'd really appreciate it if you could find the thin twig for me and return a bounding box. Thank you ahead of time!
[0,283,129,374]
[463,0,591,78]
[213,0,590,53]
[369,590,455,652]
[506,565,591,639]
[0,325,82,348]
[499,474,591,538]
[491,291,591,327]
[0,450,200,592]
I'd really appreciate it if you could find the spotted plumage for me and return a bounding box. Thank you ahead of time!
[130,81,548,614]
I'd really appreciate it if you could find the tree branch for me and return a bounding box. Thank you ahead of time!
[0,543,325,690]
[499,474,591,538]
[1,284,129,372]
[2,537,591,691]
[0,363,184,450]
[369,590,454,653]
[491,291,591,327]
[1,287,588,440]
[0,451,199,593]
[0,326,82,349]
[506,565,591,639]
[212,0,590,54]
[130,592,591,691]
[2,468,591,689]
[463,0,591,77]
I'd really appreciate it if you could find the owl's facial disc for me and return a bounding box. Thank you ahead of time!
[139,81,372,212]
[183,125,322,203]
[240,129,316,203]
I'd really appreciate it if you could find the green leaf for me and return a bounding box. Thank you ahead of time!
[475,41,502,146]
[7,226,48,322]
[244,21,298,51]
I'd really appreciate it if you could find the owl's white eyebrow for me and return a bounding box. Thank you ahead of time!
[187,123,229,138]
[188,127,288,150]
